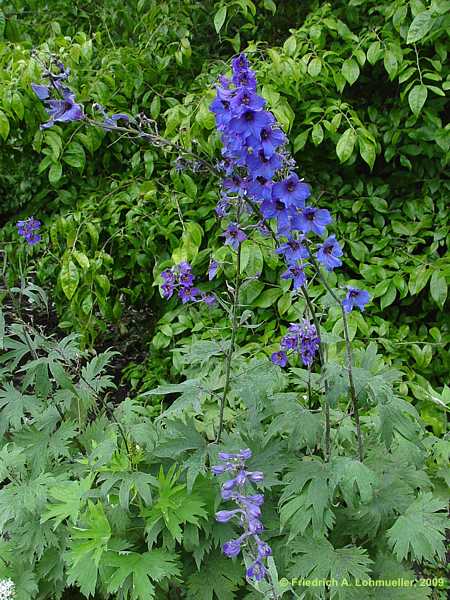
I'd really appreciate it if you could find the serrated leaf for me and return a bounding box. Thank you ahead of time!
[387,493,447,562]
[105,550,180,599]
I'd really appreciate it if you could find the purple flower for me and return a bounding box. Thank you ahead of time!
[316,235,343,271]
[212,447,270,582]
[275,236,309,263]
[273,174,311,208]
[223,538,243,558]
[247,471,264,483]
[39,86,84,130]
[343,287,370,313]
[178,286,200,303]
[271,350,288,367]
[231,53,250,73]
[246,559,267,581]
[16,217,41,245]
[208,260,219,280]
[223,223,247,250]
[247,176,273,202]
[247,126,286,157]
[201,293,217,306]
[292,206,332,236]
[215,509,242,523]
[281,263,307,289]
[256,541,272,558]
[31,83,50,100]
[229,109,274,139]
[102,113,130,128]
[218,449,252,461]
[161,283,175,299]
[246,149,282,179]
[260,198,290,234]
[230,88,266,114]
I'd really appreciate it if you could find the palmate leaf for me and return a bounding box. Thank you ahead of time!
[154,419,208,492]
[187,551,243,600]
[280,458,335,540]
[0,383,38,435]
[65,501,111,597]
[98,470,157,509]
[287,537,373,599]
[266,393,323,451]
[104,549,180,600]
[41,475,94,528]
[143,465,208,547]
[387,492,448,562]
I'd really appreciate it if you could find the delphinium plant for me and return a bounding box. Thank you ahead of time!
[9,49,448,600]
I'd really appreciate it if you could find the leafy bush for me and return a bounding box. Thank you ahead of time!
[0,1,449,599]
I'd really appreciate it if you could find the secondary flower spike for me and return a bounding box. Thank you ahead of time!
[211,448,271,582]
[32,60,84,129]
[16,217,41,245]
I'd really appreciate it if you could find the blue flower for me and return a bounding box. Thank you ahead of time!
[247,126,286,157]
[223,223,247,250]
[343,287,370,313]
[247,176,273,202]
[292,206,332,236]
[273,174,311,208]
[223,538,244,558]
[246,149,282,179]
[230,88,266,114]
[39,89,84,130]
[246,559,267,581]
[212,448,271,582]
[316,235,343,271]
[102,113,130,128]
[281,263,307,289]
[275,236,308,263]
[260,199,290,234]
[16,217,41,245]
[208,260,219,280]
[229,109,274,139]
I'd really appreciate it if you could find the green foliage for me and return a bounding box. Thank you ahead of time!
[0,1,449,598]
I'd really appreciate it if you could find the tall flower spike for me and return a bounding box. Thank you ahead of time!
[211,448,271,583]
[210,53,370,362]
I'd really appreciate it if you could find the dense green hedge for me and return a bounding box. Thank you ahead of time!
[0,2,449,599]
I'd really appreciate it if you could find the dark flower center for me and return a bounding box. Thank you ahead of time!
[244,111,255,122]
[256,176,267,185]
[350,290,358,297]
[275,200,285,211]
[261,129,269,140]
[306,211,315,221]
[287,181,295,192]
[324,244,333,254]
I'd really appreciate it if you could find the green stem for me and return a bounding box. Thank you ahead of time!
[307,254,364,462]
[216,242,242,443]
[301,285,331,462]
